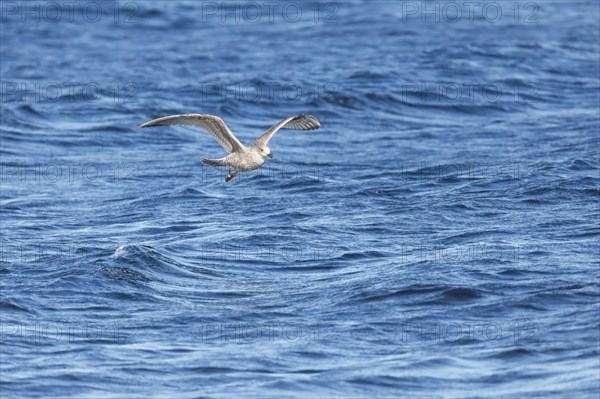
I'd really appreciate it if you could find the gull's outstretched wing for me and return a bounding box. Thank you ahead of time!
[140,114,244,153]
[252,114,321,148]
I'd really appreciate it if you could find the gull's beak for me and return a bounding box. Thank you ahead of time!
[267,152,273,158]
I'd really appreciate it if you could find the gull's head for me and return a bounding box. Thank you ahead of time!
[257,146,273,159]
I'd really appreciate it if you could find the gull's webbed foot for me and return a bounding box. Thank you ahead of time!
[225,172,237,182]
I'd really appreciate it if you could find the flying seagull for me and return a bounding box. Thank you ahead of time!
[140,114,321,182]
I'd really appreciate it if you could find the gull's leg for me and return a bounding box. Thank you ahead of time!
[225,164,232,183]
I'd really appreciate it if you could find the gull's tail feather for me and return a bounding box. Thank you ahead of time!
[202,157,228,167]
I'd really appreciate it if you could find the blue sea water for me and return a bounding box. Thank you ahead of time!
[1,1,599,397]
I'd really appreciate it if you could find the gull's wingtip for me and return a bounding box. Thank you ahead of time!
[313,116,322,128]
[139,121,151,128]
[305,114,322,130]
